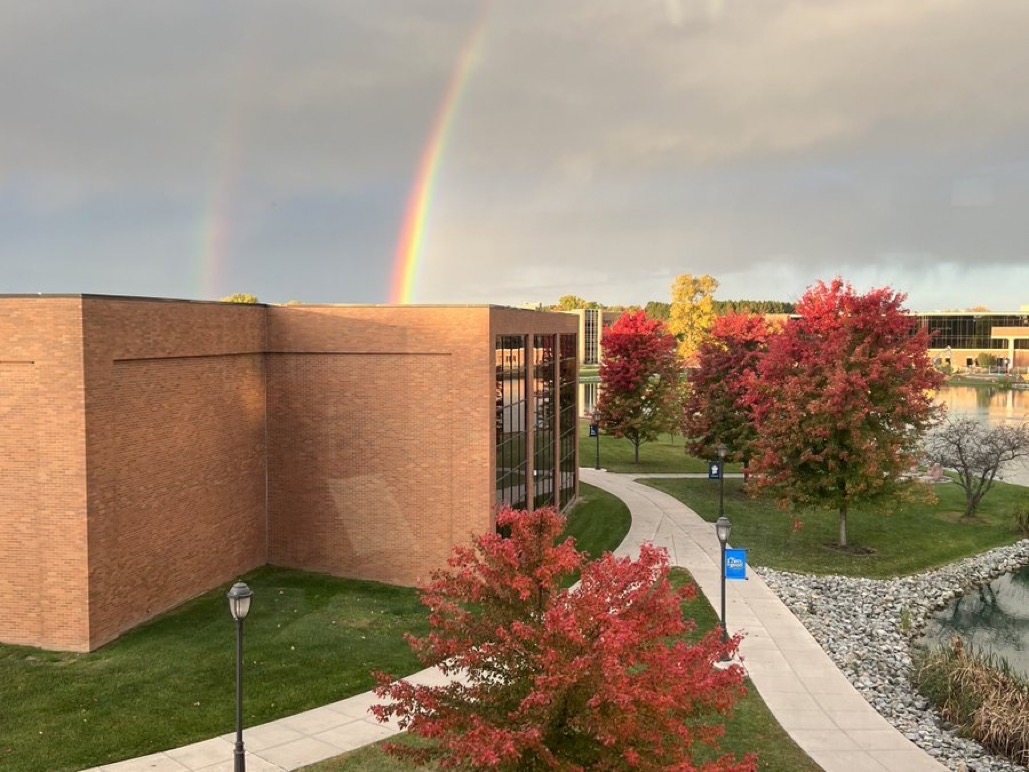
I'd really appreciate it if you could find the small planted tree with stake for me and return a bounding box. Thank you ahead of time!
[924,417,1029,518]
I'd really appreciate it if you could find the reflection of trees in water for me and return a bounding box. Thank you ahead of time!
[976,387,996,409]
[1011,566,1029,589]
[924,566,1029,676]
[939,385,1029,425]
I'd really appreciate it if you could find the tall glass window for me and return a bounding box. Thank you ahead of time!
[584,309,599,365]
[496,335,527,510]
[558,333,578,508]
[580,382,598,416]
[533,334,556,509]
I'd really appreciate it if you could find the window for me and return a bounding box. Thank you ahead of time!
[558,334,577,508]
[496,336,527,509]
[533,334,556,509]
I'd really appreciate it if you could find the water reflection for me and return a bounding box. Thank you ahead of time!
[937,385,1029,425]
[920,565,1029,680]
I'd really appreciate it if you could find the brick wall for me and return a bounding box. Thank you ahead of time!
[0,298,90,650]
[266,305,493,586]
[81,298,268,649]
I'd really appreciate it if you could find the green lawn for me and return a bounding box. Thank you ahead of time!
[579,420,735,474]
[0,568,429,772]
[304,568,820,772]
[642,476,1028,577]
[0,484,626,772]
[562,481,632,561]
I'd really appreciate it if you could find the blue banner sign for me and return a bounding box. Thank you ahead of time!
[708,461,722,479]
[725,549,747,581]
[589,424,599,437]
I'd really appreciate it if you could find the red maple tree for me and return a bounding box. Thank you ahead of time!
[595,311,683,464]
[682,313,772,477]
[743,279,944,547]
[373,507,754,771]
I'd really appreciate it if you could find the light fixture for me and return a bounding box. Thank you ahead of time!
[227,581,254,772]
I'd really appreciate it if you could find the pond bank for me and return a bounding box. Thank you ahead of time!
[759,540,1029,772]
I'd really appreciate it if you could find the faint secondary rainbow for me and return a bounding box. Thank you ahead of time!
[196,23,259,300]
[389,5,491,304]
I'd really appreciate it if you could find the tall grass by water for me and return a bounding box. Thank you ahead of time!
[914,638,1029,767]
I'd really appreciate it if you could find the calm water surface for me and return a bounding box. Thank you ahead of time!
[919,566,1029,680]
[921,386,1029,675]
[936,384,1029,425]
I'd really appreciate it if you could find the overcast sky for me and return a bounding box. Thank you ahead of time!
[3,0,1029,311]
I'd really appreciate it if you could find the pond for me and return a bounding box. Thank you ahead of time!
[936,384,1029,426]
[919,565,1029,680]
[935,385,1029,486]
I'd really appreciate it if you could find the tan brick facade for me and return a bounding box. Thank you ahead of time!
[0,297,576,651]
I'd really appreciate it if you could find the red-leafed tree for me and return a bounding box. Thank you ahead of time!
[683,313,773,476]
[744,279,944,547]
[373,507,753,771]
[596,311,683,463]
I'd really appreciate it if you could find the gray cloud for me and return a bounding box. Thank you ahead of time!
[1,0,1028,308]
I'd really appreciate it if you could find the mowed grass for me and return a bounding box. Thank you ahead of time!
[643,476,1028,577]
[579,420,736,475]
[0,484,626,772]
[304,568,820,772]
[0,568,429,772]
[562,481,632,561]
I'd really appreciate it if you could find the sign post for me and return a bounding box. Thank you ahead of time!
[589,422,600,469]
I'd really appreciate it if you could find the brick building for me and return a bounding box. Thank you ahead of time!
[0,296,578,652]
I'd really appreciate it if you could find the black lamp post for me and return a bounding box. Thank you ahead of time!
[715,515,732,644]
[716,443,727,518]
[592,411,601,470]
[227,581,254,772]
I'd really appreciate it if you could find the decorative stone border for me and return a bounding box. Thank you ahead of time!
[757,540,1029,772]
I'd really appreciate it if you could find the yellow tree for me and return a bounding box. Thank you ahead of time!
[221,293,260,304]
[668,274,718,363]
[556,295,600,310]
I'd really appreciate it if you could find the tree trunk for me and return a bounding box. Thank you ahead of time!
[963,492,979,518]
[634,440,640,464]
[839,505,848,547]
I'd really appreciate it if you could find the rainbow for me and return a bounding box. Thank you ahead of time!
[196,24,259,300]
[389,5,491,304]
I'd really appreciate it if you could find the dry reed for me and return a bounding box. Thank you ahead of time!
[913,637,1029,766]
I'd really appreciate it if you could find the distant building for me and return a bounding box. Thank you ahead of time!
[913,308,1029,371]
[554,308,622,366]
[0,296,577,652]
[557,308,622,415]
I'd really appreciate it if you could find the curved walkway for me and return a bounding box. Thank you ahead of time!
[582,470,946,772]
[87,471,946,772]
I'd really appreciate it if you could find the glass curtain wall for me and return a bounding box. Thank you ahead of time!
[916,314,1029,350]
[495,335,528,510]
[533,334,556,509]
[558,334,577,507]
[584,309,600,365]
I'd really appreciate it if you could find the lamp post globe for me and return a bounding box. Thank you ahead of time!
[227,581,254,772]
[227,581,253,622]
[715,516,732,546]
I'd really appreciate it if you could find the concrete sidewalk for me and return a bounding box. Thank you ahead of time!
[580,469,946,772]
[86,470,946,772]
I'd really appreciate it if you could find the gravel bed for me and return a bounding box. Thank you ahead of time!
[756,539,1029,772]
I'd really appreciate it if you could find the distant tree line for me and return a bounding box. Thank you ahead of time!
[553,297,795,319]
